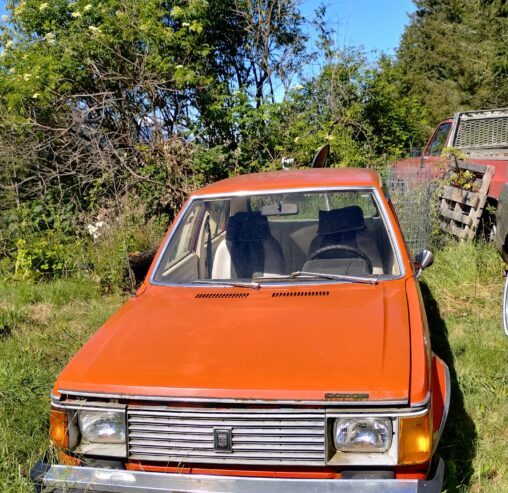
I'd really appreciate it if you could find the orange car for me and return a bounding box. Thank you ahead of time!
[32,168,449,492]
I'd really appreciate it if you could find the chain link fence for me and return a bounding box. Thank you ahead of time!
[385,163,438,256]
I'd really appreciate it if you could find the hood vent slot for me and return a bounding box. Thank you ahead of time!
[272,290,329,298]
[195,292,250,299]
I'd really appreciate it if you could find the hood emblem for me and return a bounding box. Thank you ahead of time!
[213,428,232,452]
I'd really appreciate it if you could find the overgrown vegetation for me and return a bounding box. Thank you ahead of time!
[1,0,507,281]
[0,278,124,491]
[0,0,433,280]
[397,0,508,125]
[1,1,508,490]
[422,242,507,493]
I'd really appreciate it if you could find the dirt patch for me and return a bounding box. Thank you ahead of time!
[27,303,55,325]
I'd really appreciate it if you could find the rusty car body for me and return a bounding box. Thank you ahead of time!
[32,168,450,492]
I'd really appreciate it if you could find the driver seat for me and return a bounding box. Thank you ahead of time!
[212,211,285,279]
[306,206,373,275]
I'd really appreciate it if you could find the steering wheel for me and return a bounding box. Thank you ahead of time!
[308,245,373,274]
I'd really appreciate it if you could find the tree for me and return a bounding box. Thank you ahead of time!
[395,0,508,124]
[0,0,308,221]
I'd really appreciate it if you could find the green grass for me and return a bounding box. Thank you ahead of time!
[0,242,506,492]
[0,278,124,492]
[422,241,508,493]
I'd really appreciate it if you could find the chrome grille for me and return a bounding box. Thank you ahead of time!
[127,407,326,466]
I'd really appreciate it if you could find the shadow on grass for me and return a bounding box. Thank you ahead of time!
[420,282,477,492]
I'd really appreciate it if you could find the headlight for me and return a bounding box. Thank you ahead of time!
[75,409,127,457]
[78,410,126,443]
[334,417,392,453]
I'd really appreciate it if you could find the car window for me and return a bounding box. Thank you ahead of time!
[207,200,229,237]
[160,202,203,268]
[250,192,377,220]
[153,189,401,284]
[426,122,452,156]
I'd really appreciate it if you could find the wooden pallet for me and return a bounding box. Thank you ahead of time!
[439,161,494,240]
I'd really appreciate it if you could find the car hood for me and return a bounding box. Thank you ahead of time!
[55,281,410,403]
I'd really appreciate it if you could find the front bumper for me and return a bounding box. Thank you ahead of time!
[32,458,444,493]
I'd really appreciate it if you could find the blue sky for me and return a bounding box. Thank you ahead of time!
[0,0,415,56]
[300,0,415,56]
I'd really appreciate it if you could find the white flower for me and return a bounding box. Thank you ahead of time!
[88,25,101,34]
[87,224,98,239]
[71,11,81,18]
[292,84,304,91]
[5,40,13,49]
[182,22,190,27]
[45,32,56,44]
[23,73,31,81]
[83,4,92,12]
[87,221,107,240]
[39,3,49,11]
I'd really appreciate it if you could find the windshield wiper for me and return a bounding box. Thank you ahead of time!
[188,279,261,290]
[253,271,378,285]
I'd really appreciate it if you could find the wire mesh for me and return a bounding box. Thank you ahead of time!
[385,163,436,255]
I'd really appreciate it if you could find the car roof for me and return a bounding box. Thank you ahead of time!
[192,168,382,196]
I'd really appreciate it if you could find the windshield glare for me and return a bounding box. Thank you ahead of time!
[153,190,401,284]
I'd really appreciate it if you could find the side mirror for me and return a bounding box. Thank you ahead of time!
[310,144,330,168]
[414,249,434,278]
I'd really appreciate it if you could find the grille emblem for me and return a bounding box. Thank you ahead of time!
[213,428,232,452]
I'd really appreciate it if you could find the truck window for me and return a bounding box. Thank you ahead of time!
[426,122,452,156]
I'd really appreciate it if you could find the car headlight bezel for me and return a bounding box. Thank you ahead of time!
[326,407,432,466]
[73,408,127,458]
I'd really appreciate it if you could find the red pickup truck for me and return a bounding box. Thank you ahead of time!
[394,108,508,335]
[395,108,508,202]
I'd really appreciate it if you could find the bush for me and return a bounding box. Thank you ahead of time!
[1,196,168,292]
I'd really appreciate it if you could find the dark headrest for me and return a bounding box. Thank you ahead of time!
[226,211,271,242]
[318,206,365,235]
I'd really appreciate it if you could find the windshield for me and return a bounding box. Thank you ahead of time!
[153,189,401,284]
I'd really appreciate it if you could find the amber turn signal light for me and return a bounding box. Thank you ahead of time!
[398,411,432,465]
[49,408,69,449]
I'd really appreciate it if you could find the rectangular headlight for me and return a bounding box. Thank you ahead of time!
[74,409,127,457]
[334,417,393,453]
[78,410,126,444]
